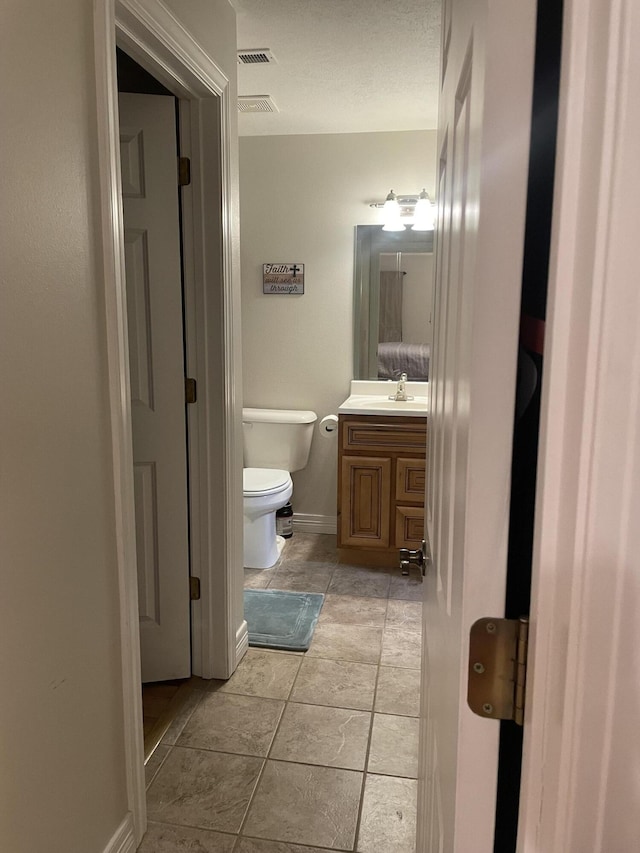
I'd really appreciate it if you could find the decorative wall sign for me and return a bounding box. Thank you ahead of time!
[263,263,305,294]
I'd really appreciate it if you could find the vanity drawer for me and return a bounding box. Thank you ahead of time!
[342,418,427,454]
[396,458,426,502]
[395,506,425,549]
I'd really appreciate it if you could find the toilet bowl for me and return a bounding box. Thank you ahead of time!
[242,407,317,569]
[243,467,293,569]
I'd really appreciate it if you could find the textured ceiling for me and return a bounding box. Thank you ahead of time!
[232,0,441,136]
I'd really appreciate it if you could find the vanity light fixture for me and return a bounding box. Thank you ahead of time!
[370,189,436,231]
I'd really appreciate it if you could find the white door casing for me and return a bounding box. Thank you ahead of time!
[119,92,191,682]
[94,0,244,842]
[518,0,640,850]
[418,0,537,850]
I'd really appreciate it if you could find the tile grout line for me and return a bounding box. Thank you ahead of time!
[232,753,269,844]
[351,618,386,852]
[145,817,238,841]
[226,625,308,844]
[236,560,384,851]
[155,715,420,779]
[234,760,363,853]
[233,629,315,844]
[223,642,300,849]
[144,685,206,794]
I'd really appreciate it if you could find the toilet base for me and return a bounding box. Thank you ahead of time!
[244,511,287,569]
[243,471,293,569]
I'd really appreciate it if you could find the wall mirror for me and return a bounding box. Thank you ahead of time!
[353,225,434,380]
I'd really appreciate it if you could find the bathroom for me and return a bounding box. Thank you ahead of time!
[178,61,435,853]
[240,130,436,536]
[141,4,438,851]
[143,43,435,853]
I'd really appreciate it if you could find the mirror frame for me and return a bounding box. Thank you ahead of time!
[353,224,434,379]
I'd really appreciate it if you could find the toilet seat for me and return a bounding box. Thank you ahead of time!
[242,468,293,569]
[243,467,291,497]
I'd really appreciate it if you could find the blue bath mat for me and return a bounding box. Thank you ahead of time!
[244,589,324,652]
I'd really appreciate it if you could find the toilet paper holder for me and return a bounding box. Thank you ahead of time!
[319,414,339,437]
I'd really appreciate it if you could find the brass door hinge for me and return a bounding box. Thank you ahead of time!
[467,616,529,726]
[178,156,191,187]
[190,576,201,601]
[185,377,197,404]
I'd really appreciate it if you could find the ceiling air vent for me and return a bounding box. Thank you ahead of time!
[237,49,276,65]
[238,95,279,114]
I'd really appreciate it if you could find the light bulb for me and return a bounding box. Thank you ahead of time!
[411,189,435,231]
[381,190,406,231]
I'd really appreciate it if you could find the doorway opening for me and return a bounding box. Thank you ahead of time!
[116,47,195,755]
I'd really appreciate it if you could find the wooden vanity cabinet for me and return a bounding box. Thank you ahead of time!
[337,414,427,565]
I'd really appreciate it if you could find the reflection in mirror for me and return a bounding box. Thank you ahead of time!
[354,225,434,380]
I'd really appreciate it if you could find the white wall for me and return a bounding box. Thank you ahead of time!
[240,130,437,524]
[0,1,238,851]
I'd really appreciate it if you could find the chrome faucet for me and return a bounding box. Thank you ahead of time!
[389,372,414,402]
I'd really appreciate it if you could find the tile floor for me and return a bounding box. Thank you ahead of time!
[142,533,423,853]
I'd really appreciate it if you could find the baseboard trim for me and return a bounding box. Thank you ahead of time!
[104,813,137,853]
[292,513,337,535]
[236,618,249,665]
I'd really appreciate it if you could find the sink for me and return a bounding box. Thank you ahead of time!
[357,398,428,410]
[338,394,428,417]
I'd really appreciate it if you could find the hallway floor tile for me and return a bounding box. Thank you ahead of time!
[243,760,362,849]
[141,533,423,852]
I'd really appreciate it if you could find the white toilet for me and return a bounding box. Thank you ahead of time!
[242,407,317,569]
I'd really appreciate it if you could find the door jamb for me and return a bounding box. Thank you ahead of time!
[93,0,245,842]
[518,0,639,847]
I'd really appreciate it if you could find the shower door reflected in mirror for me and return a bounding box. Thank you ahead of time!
[353,225,434,380]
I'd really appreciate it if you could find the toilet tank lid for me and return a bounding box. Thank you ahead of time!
[242,407,317,425]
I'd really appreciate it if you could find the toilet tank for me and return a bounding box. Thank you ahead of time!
[242,408,317,472]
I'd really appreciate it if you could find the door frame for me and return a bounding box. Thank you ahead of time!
[94,0,245,842]
[518,0,639,848]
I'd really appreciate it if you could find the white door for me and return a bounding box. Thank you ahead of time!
[418,0,537,849]
[119,93,191,683]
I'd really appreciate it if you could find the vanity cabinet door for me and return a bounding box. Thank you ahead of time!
[396,458,427,502]
[340,456,391,548]
[395,506,425,549]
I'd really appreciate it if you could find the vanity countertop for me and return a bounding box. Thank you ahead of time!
[338,380,428,417]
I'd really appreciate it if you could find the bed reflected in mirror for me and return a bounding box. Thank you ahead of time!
[353,225,434,381]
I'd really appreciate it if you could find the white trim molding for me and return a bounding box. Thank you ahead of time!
[103,814,137,853]
[292,513,338,535]
[94,0,242,843]
[236,619,249,663]
[93,0,146,841]
[113,0,244,678]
